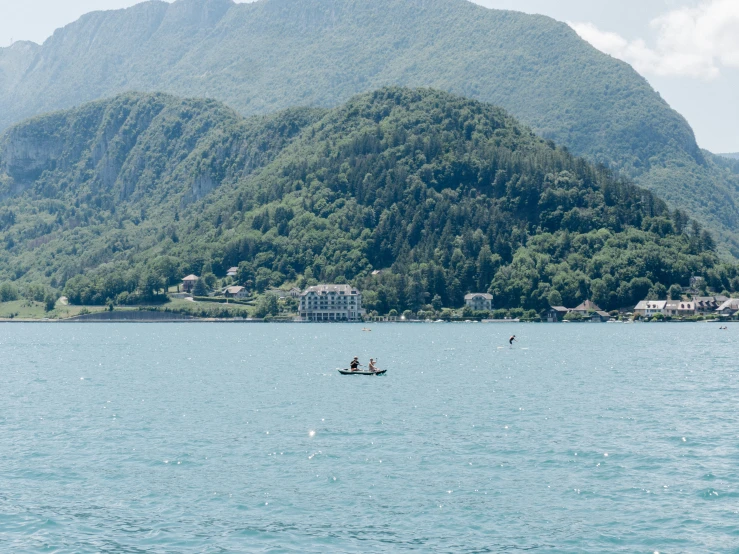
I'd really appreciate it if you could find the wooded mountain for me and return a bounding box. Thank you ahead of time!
[1,0,738,254]
[1,88,736,313]
[720,153,739,160]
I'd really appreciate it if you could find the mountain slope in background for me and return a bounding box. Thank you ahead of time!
[719,153,739,160]
[1,0,739,254]
[1,89,734,312]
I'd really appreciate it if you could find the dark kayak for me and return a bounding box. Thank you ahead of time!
[338,369,387,376]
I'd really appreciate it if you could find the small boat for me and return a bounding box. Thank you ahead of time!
[362,328,372,332]
[338,369,387,376]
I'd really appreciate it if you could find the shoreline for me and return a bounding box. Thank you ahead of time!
[0,318,732,324]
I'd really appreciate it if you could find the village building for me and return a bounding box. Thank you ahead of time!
[716,298,739,317]
[299,284,365,322]
[634,300,667,317]
[181,274,199,294]
[267,289,289,299]
[546,306,570,322]
[289,287,302,298]
[571,300,602,315]
[688,276,705,293]
[693,296,728,315]
[224,286,248,299]
[226,267,239,277]
[591,311,612,323]
[464,293,493,311]
[664,300,695,317]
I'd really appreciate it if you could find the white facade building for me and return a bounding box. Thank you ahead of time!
[299,285,365,322]
[464,293,493,311]
[634,300,667,317]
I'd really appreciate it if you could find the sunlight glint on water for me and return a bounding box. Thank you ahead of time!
[0,322,738,552]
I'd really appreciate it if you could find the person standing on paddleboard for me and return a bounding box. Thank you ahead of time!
[509,335,517,346]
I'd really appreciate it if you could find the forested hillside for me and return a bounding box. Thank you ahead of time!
[1,0,738,253]
[1,88,735,313]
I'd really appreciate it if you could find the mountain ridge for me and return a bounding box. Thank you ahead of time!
[2,88,736,312]
[0,0,700,166]
[0,0,738,254]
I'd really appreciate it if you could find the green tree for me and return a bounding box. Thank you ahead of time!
[202,272,217,290]
[193,278,208,297]
[0,282,19,302]
[140,272,165,299]
[255,294,279,318]
[668,284,683,300]
[647,283,667,300]
[44,293,58,312]
[547,289,563,307]
[476,246,499,292]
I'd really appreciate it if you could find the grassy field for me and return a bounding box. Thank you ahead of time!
[0,300,109,320]
[159,298,254,318]
[0,297,259,320]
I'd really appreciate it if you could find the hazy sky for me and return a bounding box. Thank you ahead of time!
[0,0,736,152]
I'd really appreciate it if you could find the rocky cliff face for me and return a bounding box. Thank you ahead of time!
[0,92,320,205]
[1,129,65,186]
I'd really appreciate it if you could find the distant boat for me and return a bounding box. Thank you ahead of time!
[338,369,386,376]
[362,328,372,332]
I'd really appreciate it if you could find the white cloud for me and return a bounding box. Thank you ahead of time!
[570,0,739,79]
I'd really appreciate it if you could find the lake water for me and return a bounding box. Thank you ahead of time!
[1,322,738,553]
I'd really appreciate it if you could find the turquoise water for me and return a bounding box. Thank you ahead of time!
[1,322,738,553]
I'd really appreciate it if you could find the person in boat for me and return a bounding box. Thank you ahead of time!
[509,335,517,346]
[368,358,378,372]
[350,357,360,371]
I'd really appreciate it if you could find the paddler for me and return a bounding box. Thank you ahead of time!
[350,357,360,371]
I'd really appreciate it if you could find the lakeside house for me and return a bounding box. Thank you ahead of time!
[664,300,695,317]
[717,298,739,317]
[545,301,611,322]
[634,300,667,318]
[633,295,739,319]
[571,300,602,315]
[267,288,290,299]
[224,286,248,299]
[693,296,728,315]
[227,267,238,277]
[591,311,611,323]
[181,274,199,294]
[299,284,365,322]
[546,306,570,322]
[464,293,493,311]
[267,288,302,299]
